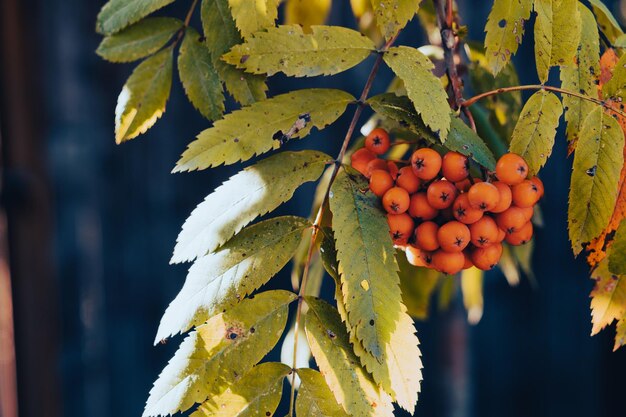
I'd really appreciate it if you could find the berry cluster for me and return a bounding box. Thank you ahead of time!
[351,128,544,275]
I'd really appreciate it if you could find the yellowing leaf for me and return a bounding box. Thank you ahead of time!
[484,0,532,75]
[602,51,626,102]
[509,90,562,175]
[614,316,626,351]
[178,27,224,121]
[175,89,353,171]
[609,219,626,274]
[588,0,624,43]
[157,216,310,341]
[304,297,394,417]
[560,5,600,150]
[383,46,451,140]
[96,17,182,62]
[192,362,289,417]
[568,107,624,255]
[461,267,484,325]
[143,290,296,417]
[96,0,176,35]
[115,46,173,143]
[202,0,267,105]
[295,368,349,417]
[285,0,332,32]
[534,0,581,83]
[228,0,280,39]
[371,0,420,40]
[598,48,619,92]
[590,259,626,335]
[222,25,376,77]
[172,150,331,263]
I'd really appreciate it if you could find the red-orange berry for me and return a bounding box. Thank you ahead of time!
[491,181,513,213]
[411,148,442,180]
[427,180,458,209]
[530,176,544,198]
[387,213,414,245]
[471,243,503,270]
[387,161,399,180]
[512,179,541,208]
[452,193,483,224]
[496,153,528,185]
[382,187,410,214]
[415,221,440,251]
[495,227,506,243]
[396,166,421,194]
[469,216,499,248]
[365,158,388,178]
[369,170,394,197]
[467,182,500,211]
[405,245,431,267]
[442,151,469,182]
[408,192,439,220]
[520,206,534,222]
[495,206,528,234]
[432,250,465,275]
[505,221,533,245]
[462,250,474,269]
[350,148,376,176]
[365,128,391,155]
[437,221,471,252]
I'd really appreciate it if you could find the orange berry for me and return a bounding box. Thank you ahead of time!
[365,128,391,155]
[437,221,471,252]
[452,193,483,224]
[387,161,399,180]
[366,158,388,178]
[382,187,410,214]
[427,180,458,209]
[387,213,414,245]
[432,250,465,275]
[411,148,442,180]
[396,166,421,193]
[495,153,528,185]
[471,243,503,270]
[491,181,513,213]
[495,227,506,243]
[467,182,500,211]
[469,216,499,248]
[351,148,376,176]
[369,170,394,197]
[495,206,528,234]
[415,221,440,251]
[408,192,439,220]
[519,206,534,222]
[512,179,541,208]
[405,245,431,267]
[462,250,474,269]
[442,151,469,182]
[440,206,455,221]
[530,176,544,198]
[505,221,533,245]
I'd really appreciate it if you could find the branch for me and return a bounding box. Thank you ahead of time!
[175,0,199,42]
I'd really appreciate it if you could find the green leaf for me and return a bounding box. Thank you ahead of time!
[172,150,331,263]
[568,107,625,255]
[178,27,225,121]
[115,46,173,143]
[383,46,451,140]
[590,258,626,335]
[371,0,420,40]
[192,362,290,417]
[588,0,624,43]
[609,219,626,274]
[285,0,332,32]
[534,0,581,83]
[175,89,353,171]
[296,368,349,417]
[509,90,563,175]
[483,0,532,75]
[227,0,280,39]
[157,216,310,341]
[397,250,440,320]
[96,0,177,35]
[560,5,600,148]
[143,290,295,417]
[304,297,394,417]
[96,17,181,62]
[222,25,376,77]
[366,93,497,169]
[202,0,268,105]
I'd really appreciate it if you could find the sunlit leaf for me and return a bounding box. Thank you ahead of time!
[175,89,353,171]
[172,150,331,263]
[614,316,626,351]
[228,0,280,39]
[222,25,376,77]
[371,0,420,40]
[96,0,176,35]
[296,368,349,417]
[588,0,624,43]
[590,259,626,335]
[460,267,484,325]
[285,0,332,32]
[143,290,295,417]
[96,17,182,62]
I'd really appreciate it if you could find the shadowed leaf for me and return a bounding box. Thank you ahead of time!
[96,0,177,35]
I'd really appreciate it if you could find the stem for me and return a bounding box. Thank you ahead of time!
[176,0,199,42]
[287,33,398,417]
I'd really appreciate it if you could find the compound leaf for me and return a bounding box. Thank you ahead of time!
[172,150,331,263]
[568,107,624,255]
[509,90,562,175]
[157,216,310,341]
[227,0,280,39]
[383,46,451,140]
[222,25,375,77]
[178,27,224,121]
[371,0,420,40]
[295,368,349,417]
[96,17,182,62]
[484,0,532,75]
[96,0,177,35]
[192,362,289,417]
[588,0,624,43]
[285,0,332,32]
[115,46,173,143]
[175,89,353,171]
[590,259,626,335]
[143,290,295,417]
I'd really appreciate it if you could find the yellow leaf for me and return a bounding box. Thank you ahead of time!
[228,0,280,39]
[461,267,484,325]
[296,368,350,417]
[590,259,626,335]
[484,0,532,75]
[285,0,332,32]
[371,0,420,40]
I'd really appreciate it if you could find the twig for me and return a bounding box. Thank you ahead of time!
[176,0,199,42]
